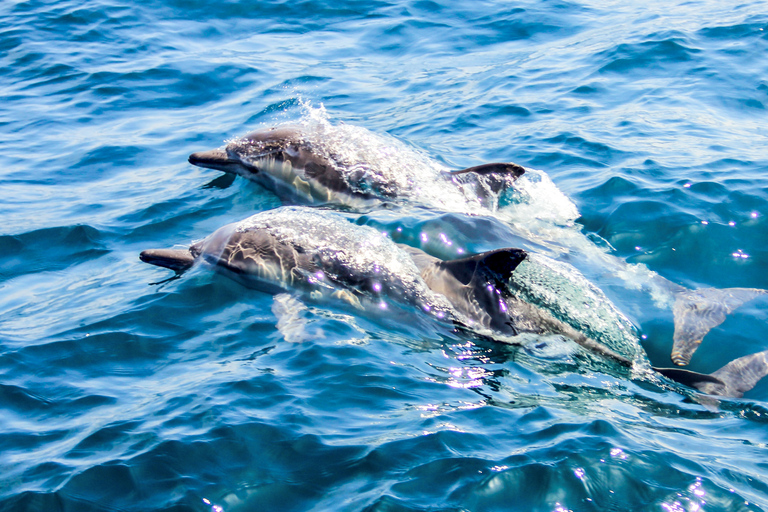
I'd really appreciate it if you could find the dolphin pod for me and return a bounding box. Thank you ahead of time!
[187,123,768,371]
[141,207,768,398]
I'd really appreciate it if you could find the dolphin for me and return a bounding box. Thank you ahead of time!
[140,207,460,320]
[188,125,525,208]
[140,207,768,398]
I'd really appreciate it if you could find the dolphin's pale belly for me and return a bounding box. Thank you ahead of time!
[252,156,331,203]
[249,155,378,209]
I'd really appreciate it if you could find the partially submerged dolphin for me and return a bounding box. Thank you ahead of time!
[189,123,766,368]
[141,207,460,321]
[140,207,768,398]
[189,125,525,209]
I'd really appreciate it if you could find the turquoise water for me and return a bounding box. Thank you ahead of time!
[3,0,768,510]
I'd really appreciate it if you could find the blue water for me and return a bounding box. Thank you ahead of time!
[3,0,768,510]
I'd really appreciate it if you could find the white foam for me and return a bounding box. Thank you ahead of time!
[491,158,672,303]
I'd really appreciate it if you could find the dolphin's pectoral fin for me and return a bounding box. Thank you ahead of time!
[331,289,364,310]
[202,172,237,189]
[655,349,768,398]
[671,287,767,366]
[140,249,196,273]
[272,293,318,343]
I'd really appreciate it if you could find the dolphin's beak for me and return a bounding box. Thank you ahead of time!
[189,149,246,174]
[140,249,196,272]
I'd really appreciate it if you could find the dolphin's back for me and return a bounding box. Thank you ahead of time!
[407,246,635,364]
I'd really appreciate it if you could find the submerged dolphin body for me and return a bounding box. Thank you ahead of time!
[140,207,768,398]
[189,125,525,209]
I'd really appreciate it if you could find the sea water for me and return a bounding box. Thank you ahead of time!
[2,0,768,510]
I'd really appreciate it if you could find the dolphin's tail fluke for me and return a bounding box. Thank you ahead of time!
[671,287,767,366]
[655,349,768,398]
[140,248,196,272]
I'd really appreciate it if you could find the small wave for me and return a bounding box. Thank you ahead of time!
[0,224,108,281]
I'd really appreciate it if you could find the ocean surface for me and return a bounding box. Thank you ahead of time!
[2,0,768,510]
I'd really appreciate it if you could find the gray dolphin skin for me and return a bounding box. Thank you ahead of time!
[189,126,376,206]
[140,207,768,398]
[188,125,525,207]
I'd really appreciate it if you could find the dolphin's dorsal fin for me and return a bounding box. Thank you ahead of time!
[447,163,526,196]
[439,248,528,285]
[416,249,527,336]
[450,163,525,179]
[139,249,196,272]
[654,349,768,398]
[671,287,767,365]
[396,244,439,274]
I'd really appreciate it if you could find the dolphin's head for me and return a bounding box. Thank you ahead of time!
[188,147,246,174]
[189,126,305,180]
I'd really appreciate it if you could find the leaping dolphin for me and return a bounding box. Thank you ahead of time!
[140,207,768,398]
